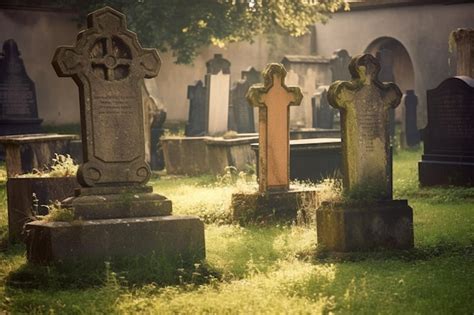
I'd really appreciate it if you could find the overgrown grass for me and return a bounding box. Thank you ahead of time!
[0,149,473,314]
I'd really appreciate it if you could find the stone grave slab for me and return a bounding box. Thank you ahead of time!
[25,6,205,264]
[185,80,206,136]
[312,85,334,129]
[0,39,42,136]
[330,49,351,82]
[317,54,413,252]
[231,67,259,133]
[400,90,420,148]
[452,28,473,77]
[231,63,316,224]
[419,76,474,186]
[205,54,231,135]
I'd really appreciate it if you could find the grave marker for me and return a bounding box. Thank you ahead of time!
[401,90,420,147]
[25,6,205,264]
[0,39,42,135]
[205,54,231,135]
[317,54,413,251]
[231,67,259,133]
[311,86,334,129]
[247,63,303,192]
[330,49,351,82]
[452,28,473,77]
[231,63,317,224]
[185,80,206,136]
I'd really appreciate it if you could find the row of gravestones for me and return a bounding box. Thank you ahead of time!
[17,7,474,265]
[185,49,422,150]
[23,6,414,265]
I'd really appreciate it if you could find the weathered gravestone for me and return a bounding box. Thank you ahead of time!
[185,80,206,136]
[205,54,231,135]
[451,28,473,77]
[419,76,474,186]
[316,54,413,251]
[311,86,334,129]
[25,7,205,264]
[0,39,42,135]
[330,49,351,82]
[376,49,396,140]
[231,67,259,133]
[231,63,317,223]
[400,90,420,148]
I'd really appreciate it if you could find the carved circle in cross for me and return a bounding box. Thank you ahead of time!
[90,36,132,81]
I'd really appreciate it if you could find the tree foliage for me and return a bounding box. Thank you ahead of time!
[56,0,348,64]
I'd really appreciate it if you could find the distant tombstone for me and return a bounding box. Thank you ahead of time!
[419,76,474,186]
[231,67,259,133]
[328,54,401,199]
[185,80,206,136]
[317,54,413,252]
[0,39,42,135]
[205,54,231,135]
[25,7,204,264]
[401,90,420,147]
[281,55,332,129]
[452,28,473,77]
[247,63,303,192]
[376,49,396,140]
[150,108,166,170]
[311,86,334,129]
[329,49,351,82]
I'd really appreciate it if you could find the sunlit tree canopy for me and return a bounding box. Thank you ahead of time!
[55,0,348,64]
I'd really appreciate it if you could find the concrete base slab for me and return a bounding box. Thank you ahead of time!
[316,200,413,252]
[231,188,318,224]
[25,215,205,265]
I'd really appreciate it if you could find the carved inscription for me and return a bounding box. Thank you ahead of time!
[0,83,35,117]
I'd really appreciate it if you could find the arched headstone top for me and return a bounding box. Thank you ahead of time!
[206,54,231,74]
[2,39,21,58]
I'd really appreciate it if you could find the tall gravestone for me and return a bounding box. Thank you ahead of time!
[376,49,396,140]
[231,67,259,133]
[419,77,474,186]
[452,28,473,77]
[316,54,413,251]
[25,7,205,264]
[231,63,317,223]
[205,54,231,135]
[311,86,334,129]
[330,49,351,82]
[185,80,206,136]
[0,39,42,135]
[401,90,420,148]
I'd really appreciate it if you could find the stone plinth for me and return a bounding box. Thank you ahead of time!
[316,200,414,251]
[25,215,205,264]
[252,138,342,183]
[232,188,318,224]
[7,177,79,243]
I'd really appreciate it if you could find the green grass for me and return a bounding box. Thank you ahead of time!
[0,148,473,314]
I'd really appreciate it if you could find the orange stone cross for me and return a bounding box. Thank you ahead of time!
[247,64,303,192]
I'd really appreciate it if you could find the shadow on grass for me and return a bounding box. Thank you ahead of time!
[6,253,221,290]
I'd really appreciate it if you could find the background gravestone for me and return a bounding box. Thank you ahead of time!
[311,86,334,129]
[330,49,351,82]
[185,80,206,136]
[0,39,42,135]
[317,54,413,252]
[25,6,205,264]
[401,90,420,148]
[419,76,474,186]
[205,54,231,135]
[452,28,473,77]
[376,49,396,140]
[231,67,259,133]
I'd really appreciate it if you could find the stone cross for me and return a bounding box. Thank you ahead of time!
[452,28,474,77]
[328,54,401,199]
[52,6,161,188]
[247,63,302,192]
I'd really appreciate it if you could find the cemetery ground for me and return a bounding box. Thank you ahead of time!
[0,148,472,314]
